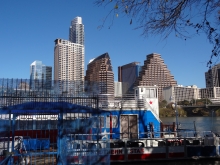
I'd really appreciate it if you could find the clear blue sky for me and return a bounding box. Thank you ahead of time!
[0,0,214,88]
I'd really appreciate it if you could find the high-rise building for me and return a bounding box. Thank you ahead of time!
[54,16,85,94]
[45,66,52,89]
[114,81,122,97]
[118,62,142,94]
[69,16,84,45]
[85,52,114,95]
[54,39,84,93]
[135,53,177,101]
[205,63,220,88]
[163,85,199,103]
[30,60,52,90]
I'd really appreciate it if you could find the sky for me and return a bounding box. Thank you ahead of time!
[0,0,215,88]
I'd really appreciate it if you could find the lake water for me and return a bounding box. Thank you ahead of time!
[161,117,220,133]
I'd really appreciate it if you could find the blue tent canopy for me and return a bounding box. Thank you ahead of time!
[0,102,110,114]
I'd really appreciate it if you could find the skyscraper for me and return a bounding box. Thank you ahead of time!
[54,16,85,94]
[54,39,84,93]
[118,62,142,94]
[85,52,114,95]
[205,63,220,88]
[69,16,84,45]
[30,60,52,90]
[135,53,177,101]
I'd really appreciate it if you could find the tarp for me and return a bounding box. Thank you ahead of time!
[22,138,50,150]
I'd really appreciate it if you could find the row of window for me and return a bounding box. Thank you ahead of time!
[0,116,119,130]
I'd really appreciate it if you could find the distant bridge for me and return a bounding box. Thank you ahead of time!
[179,104,220,116]
[180,104,220,110]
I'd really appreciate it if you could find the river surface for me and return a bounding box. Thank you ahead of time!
[161,117,220,133]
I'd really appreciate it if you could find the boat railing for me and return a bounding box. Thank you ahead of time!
[108,131,220,145]
[61,132,220,164]
[109,135,219,148]
[97,94,157,109]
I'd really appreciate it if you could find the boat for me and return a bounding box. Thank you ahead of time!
[1,85,220,164]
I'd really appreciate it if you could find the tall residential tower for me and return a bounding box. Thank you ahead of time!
[54,17,85,93]
[69,17,84,45]
[54,39,84,93]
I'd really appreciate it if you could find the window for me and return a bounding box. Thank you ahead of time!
[106,116,118,128]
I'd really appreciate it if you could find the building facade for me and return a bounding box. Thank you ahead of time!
[205,63,220,88]
[114,81,123,97]
[85,52,114,96]
[30,60,52,90]
[54,17,85,94]
[163,85,199,104]
[54,39,84,93]
[69,16,84,46]
[118,62,142,94]
[199,87,220,104]
[135,53,177,101]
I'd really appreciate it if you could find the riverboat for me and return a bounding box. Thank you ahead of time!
[61,130,220,164]
[1,85,220,164]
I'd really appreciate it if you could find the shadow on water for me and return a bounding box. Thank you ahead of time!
[111,159,220,165]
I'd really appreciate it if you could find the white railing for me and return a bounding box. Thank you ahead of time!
[98,94,153,109]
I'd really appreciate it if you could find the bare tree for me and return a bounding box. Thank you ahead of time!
[94,0,220,69]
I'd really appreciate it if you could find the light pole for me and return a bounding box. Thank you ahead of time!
[172,103,179,132]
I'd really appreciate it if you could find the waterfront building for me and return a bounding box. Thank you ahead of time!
[54,39,84,93]
[135,53,177,101]
[85,52,114,96]
[118,62,142,94]
[163,85,220,104]
[163,85,200,104]
[199,87,220,104]
[205,63,220,88]
[30,60,52,90]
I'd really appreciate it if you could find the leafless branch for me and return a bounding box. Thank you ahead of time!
[94,0,220,69]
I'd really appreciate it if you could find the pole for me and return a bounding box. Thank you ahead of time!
[193,121,197,137]
[212,110,214,131]
[175,103,179,132]
[171,101,179,136]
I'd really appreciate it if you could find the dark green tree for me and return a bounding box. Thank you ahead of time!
[159,100,167,108]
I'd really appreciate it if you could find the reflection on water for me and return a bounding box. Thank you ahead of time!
[161,117,220,133]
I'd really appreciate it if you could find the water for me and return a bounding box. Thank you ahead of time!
[161,117,220,133]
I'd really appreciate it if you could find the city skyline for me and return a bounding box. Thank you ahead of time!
[0,1,214,88]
